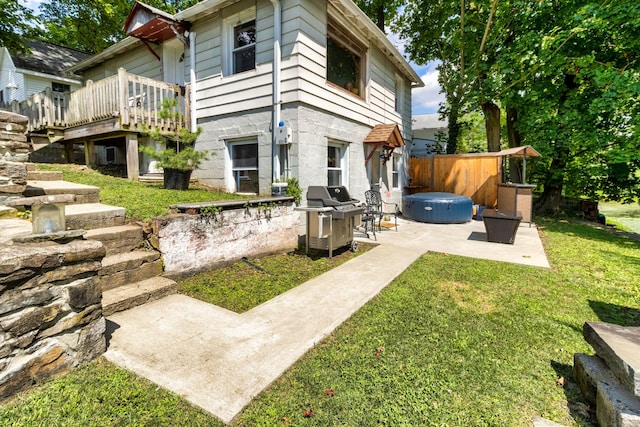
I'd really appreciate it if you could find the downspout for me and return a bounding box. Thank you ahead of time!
[189,31,197,131]
[270,0,282,183]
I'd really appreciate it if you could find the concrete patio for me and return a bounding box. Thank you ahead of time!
[104,217,549,424]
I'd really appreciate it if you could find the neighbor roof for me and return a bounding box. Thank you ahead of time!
[11,41,91,78]
[412,113,448,130]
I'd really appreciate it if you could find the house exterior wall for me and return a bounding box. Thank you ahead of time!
[82,43,162,82]
[75,0,416,207]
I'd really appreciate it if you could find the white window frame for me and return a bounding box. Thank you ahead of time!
[327,141,348,187]
[392,153,401,189]
[394,74,404,114]
[226,139,259,194]
[223,8,256,76]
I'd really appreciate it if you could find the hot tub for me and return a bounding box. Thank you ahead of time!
[403,192,473,224]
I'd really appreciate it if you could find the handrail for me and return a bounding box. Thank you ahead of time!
[0,68,189,135]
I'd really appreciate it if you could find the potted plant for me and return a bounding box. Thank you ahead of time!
[139,99,207,190]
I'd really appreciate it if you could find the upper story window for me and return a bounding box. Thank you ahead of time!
[327,21,365,98]
[394,75,403,114]
[224,8,256,76]
[52,82,71,93]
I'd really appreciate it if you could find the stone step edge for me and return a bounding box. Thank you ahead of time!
[583,322,640,397]
[574,353,617,405]
[84,224,145,255]
[101,249,160,272]
[102,276,177,317]
[596,379,640,427]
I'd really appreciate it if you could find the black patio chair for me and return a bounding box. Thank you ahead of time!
[364,189,398,231]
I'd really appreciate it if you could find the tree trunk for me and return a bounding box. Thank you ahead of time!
[446,103,462,154]
[535,152,568,214]
[506,107,522,182]
[482,101,501,152]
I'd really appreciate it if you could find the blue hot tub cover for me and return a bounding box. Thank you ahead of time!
[403,192,473,224]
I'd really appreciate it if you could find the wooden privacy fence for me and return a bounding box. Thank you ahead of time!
[408,154,501,207]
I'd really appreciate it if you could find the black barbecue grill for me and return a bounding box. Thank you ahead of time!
[296,186,364,257]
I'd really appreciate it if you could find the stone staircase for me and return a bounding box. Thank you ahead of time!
[11,165,177,316]
[573,322,640,426]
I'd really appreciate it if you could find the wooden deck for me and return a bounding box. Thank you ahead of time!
[2,68,190,138]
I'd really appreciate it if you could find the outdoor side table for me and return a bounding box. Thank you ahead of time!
[482,209,522,244]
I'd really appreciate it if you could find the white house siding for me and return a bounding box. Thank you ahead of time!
[82,43,162,82]
[22,74,83,99]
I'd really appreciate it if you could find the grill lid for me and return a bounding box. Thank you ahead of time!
[307,186,360,207]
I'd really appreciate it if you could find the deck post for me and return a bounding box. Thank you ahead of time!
[118,68,129,127]
[84,140,95,166]
[125,133,139,180]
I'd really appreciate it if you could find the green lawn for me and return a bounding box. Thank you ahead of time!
[1,214,638,425]
[35,163,247,222]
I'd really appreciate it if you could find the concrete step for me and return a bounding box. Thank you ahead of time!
[84,224,144,255]
[8,194,77,208]
[25,180,100,204]
[102,276,177,316]
[583,322,640,397]
[574,353,618,404]
[99,250,163,292]
[65,203,126,230]
[596,379,640,427]
[26,170,63,181]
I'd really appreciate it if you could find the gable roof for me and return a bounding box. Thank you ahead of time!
[364,123,404,148]
[69,0,423,86]
[11,41,91,78]
[123,1,189,44]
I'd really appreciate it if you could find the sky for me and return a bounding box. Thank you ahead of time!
[22,0,444,115]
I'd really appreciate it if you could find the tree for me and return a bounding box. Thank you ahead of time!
[398,0,640,210]
[0,0,39,53]
[37,0,202,54]
[354,0,404,31]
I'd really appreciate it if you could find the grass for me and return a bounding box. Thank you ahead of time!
[35,163,247,222]
[1,216,638,425]
[177,245,374,313]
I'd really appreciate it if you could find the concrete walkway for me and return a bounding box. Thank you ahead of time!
[105,218,549,424]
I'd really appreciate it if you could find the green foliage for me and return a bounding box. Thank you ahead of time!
[36,0,202,53]
[0,0,39,53]
[139,98,207,171]
[0,358,224,427]
[285,176,302,205]
[35,164,246,222]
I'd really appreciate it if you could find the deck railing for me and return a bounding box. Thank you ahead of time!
[1,68,190,135]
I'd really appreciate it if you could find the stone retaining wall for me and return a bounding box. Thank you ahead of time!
[0,239,107,401]
[0,111,30,207]
[155,198,299,275]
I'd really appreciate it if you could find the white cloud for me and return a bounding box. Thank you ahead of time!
[412,63,446,115]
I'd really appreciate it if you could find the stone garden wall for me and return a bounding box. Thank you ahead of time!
[0,111,30,206]
[0,239,107,401]
[154,198,299,275]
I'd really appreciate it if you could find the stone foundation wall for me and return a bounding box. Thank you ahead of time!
[155,199,299,274]
[0,110,30,206]
[0,239,107,401]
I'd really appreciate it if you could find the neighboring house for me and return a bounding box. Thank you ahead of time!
[0,41,90,104]
[411,113,448,157]
[11,0,424,206]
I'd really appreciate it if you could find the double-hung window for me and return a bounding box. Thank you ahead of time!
[326,20,365,98]
[225,9,256,76]
[328,143,347,186]
[230,140,259,193]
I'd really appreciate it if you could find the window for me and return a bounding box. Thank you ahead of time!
[394,75,403,113]
[52,82,70,93]
[392,154,400,189]
[230,141,259,193]
[327,21,365,97]
[328,143,347,186]
[225,9,256,76]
